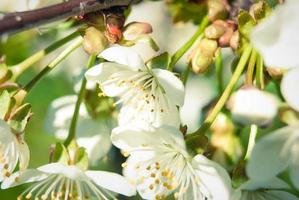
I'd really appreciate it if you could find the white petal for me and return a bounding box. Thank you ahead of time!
[247,126,295,181]
[251,0,299,69]
[85,62,128,84]
[239,177,290,191]
[228,88,278,126]
[153,69,185,106]
[265,191,299,200]
[1,169,48,189]
[289,162,299,190]
[100,46,145,70]
[37,163,87,181]
[85,170,136,196]
[0,119,13,143]
[192,155,232,200]
[16,138,30,170]
[111,126,158,151]
[281,68,299,112]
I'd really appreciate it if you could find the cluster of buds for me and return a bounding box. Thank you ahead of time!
[208,0,230,21]
[80,10,154,55]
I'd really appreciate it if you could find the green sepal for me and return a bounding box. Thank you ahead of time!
[146,52,171,69]
[74,147,89,171]
[0,90,11,119]
[120,34,159,52]
[232,160,248,188]
[186,133,209,156]
[8,103,32,133]
[238,10,256,40]
[50,143,70,165]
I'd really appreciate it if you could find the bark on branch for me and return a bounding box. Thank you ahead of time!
[0,0,139,35]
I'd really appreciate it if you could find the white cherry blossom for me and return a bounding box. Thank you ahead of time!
[247,125,299,190]
[111,125,232,200]
[0,119,29,182]
[44,96,112,165]
[1,162,136,200]
[85,46,184,129]
[232,178,299,200]
[228,87,278,126]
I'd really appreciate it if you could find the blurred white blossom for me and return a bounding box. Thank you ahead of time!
[228,87,278,126]
[281,68,299,112]
[0,119,29,182]
[1,162,136,199]
[247,125,299,190]
[0,0,61,12]
[111,125,232,200]
[85,46,184,129]
[232,178,298,200]
[45,96,112,165]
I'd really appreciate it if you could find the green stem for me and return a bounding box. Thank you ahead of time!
[186,46,252,141]
[256,54,265,89]
[215,51,223,95]
[23,37,83,92]
[182,63,191,85]
[245,48,257,85]
[10,31,80,80]
[64,55,96,146]
[244,124,258,160]
[167,16,209,71]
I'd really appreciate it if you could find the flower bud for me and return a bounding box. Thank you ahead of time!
[266,67,283,79]
[230,31,240,50]
[228,87,278,126]
[205,23,226,39]
[192,53,214,73]
[208,0,228,21]
[200,38,218,57]
[83,27,109,55]
[218,26,233,47]
[249,1,267,21]
[123,22,153,40]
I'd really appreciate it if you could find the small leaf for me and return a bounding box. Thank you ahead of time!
[146,52,171,69]
[8,103,32,133]
[0,90,11,119]
[75,147,89,171]
[238,10,256,40]
[50,143,70,164]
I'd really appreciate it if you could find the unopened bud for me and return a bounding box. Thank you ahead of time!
[200,38,218,57]
[83,27,109,55]
[205,24,226,39]
[266,67,283,79]
[81,12,105,30]
[192,53,214,74]
[123,22,153,40]
[218,26,233,47]
[208,0,228,21]
[104,12,125,43]
[230,31,240,50]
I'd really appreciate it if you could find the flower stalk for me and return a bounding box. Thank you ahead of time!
[245,48,257,85]
[10,31,80,80]
[244,124,258,160]
[167,16,210,71]
[64,55,96,146]
[186,45,252,141]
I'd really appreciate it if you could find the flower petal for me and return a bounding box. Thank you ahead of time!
[16,138,30,170]
[247,126,294,181]
[265,191,299,200]
[289,162,299,190]
[37,163,87,181]
[281,68,299,112]
[85,170,136,196]
[0,119,13,143]
[153,69,185,106]
[192,155,232,200]
[1,169,48,189]
[100,46,145,70]
[251,0,299,69]
[111,126,158,151]
[239,177,290,191]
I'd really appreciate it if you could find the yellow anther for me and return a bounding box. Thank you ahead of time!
[155,179,160,184]
[15,176,20,182]
[25,193,32,199]
[149,184,154,190]
[121,162,128,168]
[150,173,156,178]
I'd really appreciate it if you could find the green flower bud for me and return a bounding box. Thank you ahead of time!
[83,27,109,55]
[205,23,226,39]
[249,1,271,21]
[192,52,214,74]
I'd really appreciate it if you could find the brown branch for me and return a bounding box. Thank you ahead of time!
[0,0,140,35]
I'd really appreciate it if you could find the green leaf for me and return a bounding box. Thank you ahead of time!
[0,90,11,119]
[50,143,70,164]
[8,103,32,133]
[75,147,89,171]
[146,52,171,69]
[238,10,256,40]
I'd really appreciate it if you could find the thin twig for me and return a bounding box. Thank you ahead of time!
[0,0,140,35]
